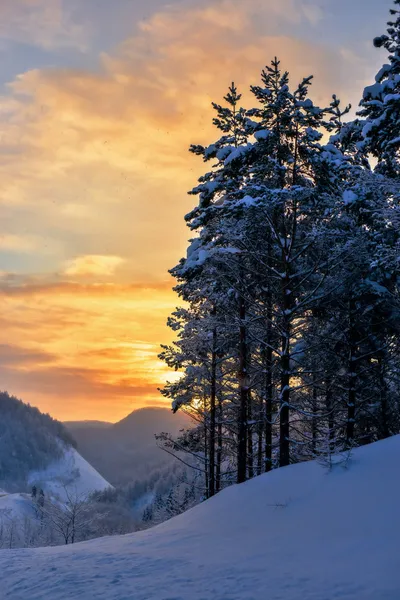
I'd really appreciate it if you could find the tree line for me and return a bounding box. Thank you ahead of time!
[159,1,400,497]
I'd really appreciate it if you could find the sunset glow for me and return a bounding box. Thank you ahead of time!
[0,0,393,421]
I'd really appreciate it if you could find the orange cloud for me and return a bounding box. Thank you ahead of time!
[63,255,126,278]
[0,279,179,421]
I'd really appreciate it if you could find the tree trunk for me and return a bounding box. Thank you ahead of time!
[346,297,357,448]
[257,399,263,475]
[264,346,273,472]
[237,295,248,483]
[280,340,290,466]
[311,372,318,455]
[279,265,291,468]
[216,391,222,493]
[265,239,273,472]
[209,321,217,497]
[247,389,254,479]
[203,394,209,498]
[325,377,335,453]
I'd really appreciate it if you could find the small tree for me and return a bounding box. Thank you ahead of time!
[39,487,95,545]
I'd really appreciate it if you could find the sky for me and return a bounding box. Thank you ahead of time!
[0,0,394,422]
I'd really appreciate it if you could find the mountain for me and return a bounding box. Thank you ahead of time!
[0,391,111,497]
[65,407,192,486]
[63,420,112,430]
[1,435,399,599]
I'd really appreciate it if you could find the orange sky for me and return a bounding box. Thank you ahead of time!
[0,0,392,421]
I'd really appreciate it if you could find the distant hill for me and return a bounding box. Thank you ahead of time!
[66,407,192,486]
[0,391,111,496]
[63,420,112,430]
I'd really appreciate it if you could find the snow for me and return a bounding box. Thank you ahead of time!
[388,136,400,147]
[363,81,383,100]
[224,144,251,165]
[28,448,112,501]
[297,98,313,108]
[305,127,322,141]
[1,436,400,599]
[384,93,400,104]
[216,147,233,161]
[184,238,209,271]
[204,143,217,158]
[254,129,270,141]
[343,190,358,205]
[0,493,35,520]
[238,195,258,207]
[375,64,391,82]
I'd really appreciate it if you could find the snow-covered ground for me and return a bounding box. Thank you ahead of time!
[28,447,111,501]
[1,436,400,600]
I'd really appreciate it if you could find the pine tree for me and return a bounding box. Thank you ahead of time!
[358,0,400,178]
[223,59,348,466]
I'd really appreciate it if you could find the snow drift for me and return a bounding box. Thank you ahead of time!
[1,436,400,599]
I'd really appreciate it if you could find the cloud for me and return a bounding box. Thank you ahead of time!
[0,278,173,296]
[0,344,57,366]
[0,233,61,254]
[0,234,38,253]
[0,0,377,284]
[63,255,126,278]
[301,2,325,26]
[0,0,87,50]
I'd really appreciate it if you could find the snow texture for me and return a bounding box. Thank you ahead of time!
[1,436,400,599]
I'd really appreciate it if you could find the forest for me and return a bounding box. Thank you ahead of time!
[159,2,400,498]
[0,391,76,492]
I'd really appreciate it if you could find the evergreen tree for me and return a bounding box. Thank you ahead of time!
[358,0,400,178]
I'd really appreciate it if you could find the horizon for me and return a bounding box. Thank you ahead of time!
[62,403,177,425]
[0,0,394,421]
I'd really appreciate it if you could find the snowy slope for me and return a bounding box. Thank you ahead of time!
[1,436,400,600]
[28,448,112,501]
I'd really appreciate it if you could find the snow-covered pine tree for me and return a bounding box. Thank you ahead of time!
[358,0,400,178]
[320,1,400,449]
[220,59,348,466]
